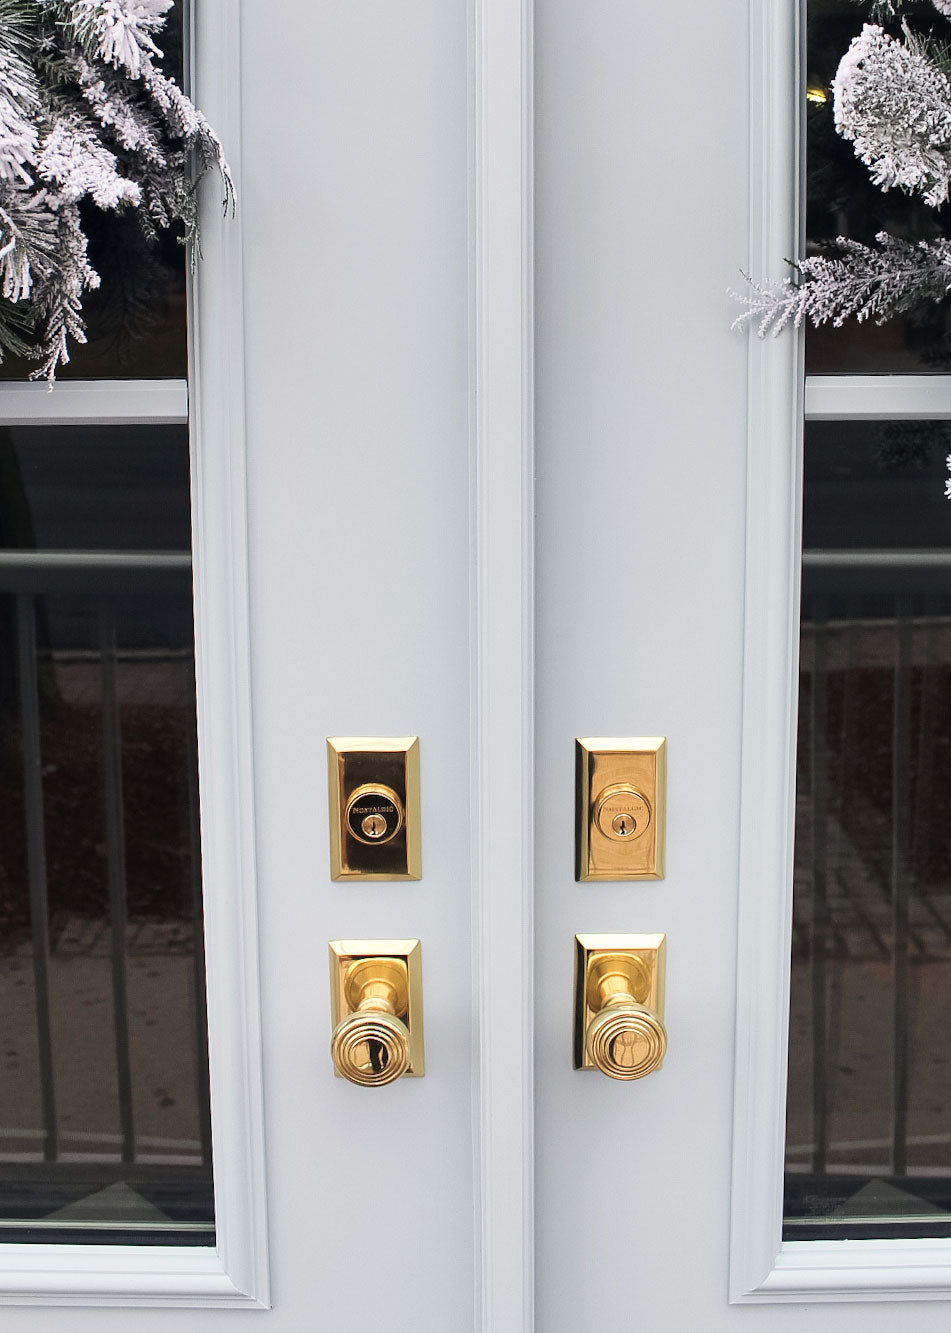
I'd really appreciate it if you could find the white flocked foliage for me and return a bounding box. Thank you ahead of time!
[0,0,232,380]
[736,1,951,356]
[833,23,951,206]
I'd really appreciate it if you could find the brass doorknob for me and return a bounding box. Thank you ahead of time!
[584,952,667,1081]
[331,957,412,1086]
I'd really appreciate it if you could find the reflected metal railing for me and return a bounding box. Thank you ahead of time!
[2,550,212,1196]
[794,549,951,1191]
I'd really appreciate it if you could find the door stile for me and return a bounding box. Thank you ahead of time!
[188,0,269,1305]
[729,0,805,1302]
[469,0,535,1326]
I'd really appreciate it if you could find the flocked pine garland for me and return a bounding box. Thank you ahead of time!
[0,0,232,381]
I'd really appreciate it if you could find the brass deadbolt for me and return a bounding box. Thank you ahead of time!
[327,739,421,880]
[576,739,666,880]
[595,784,651,842]
[345,783,404,846]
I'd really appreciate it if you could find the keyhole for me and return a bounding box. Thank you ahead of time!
[611,813,636,837]
[353,1037,390,1073]
[361,813,387,839]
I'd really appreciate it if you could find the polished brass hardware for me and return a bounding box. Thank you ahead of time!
[329,940,424,1084]
[345,783,404,845]
[596,784,651,841]
[574,933,667,1080]
[576,738,666,880]
[327,738,421,880]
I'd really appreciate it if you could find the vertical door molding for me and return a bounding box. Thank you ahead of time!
[469,0,535,1326]
[187,0,270,1307]
[729,0,805,1303]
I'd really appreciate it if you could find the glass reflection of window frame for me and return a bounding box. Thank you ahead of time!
[733,0,951,1305]
[0,380,214,1246]
[0,1,266,1307]
[781,0,951,1243]
[784,384,951,1240]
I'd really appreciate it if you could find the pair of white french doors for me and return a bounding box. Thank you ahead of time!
[7,0,951,1329]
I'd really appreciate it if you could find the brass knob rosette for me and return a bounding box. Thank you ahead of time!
[584,953,667,1081]
[331,957,412,1087]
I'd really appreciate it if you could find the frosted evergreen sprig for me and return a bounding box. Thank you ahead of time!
[0,0,233,381]
[732,233,951,336]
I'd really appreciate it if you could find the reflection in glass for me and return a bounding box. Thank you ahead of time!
[805,0,951,373]
[0,424,213,1243]
[785,420,951,1239]
[0,3,187,383]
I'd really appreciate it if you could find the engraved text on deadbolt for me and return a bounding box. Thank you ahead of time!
[595,784,652,842]
[345,784,404,846]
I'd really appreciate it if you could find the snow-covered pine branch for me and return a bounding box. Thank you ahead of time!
[0,0,40,185]
[0,0,233,380]
[733,233,951,336]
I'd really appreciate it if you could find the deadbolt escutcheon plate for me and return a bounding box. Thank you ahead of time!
[576,737,666,881]
[327,738,421,880]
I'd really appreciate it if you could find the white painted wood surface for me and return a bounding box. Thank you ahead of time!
[469,0,535,1327]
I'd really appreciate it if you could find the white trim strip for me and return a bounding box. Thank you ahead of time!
[469,0,535,1325]
[805,374,951,420]
[0,380,188,425]
[0,1245,251,1308]
[186,0,269,1309]
[729,0,804,1304]
[748,1240,951,1303]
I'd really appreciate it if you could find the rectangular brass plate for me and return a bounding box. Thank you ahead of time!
[328,939,424,1077]
[573,933,666,1070]
[327,737,421,880]
[575,737,666,881]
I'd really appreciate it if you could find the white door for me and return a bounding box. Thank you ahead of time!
[2,0,951,1328]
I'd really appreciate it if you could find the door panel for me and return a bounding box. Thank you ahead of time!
[536,0,951,1327]
[534,0,750,1324]
[237,0,474,1326]
[0,0,475,1324]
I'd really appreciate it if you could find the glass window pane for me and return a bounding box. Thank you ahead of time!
[0,423,213,1244]
[0,4,187,384]
[785,419,951,1240]
[805,0,951,374]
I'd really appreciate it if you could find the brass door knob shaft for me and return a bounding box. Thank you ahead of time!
[330,957,412,1087]
[584,953,667,1081]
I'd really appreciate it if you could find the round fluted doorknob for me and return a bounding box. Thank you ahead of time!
[584,953,667,1081]
[585,1001,667,1080]
[331,957,412,1087]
